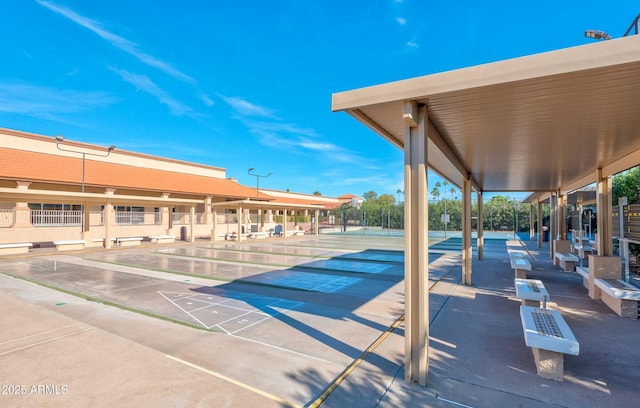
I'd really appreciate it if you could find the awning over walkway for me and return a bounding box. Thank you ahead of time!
[333,35,640,194]
[332,35,640,387]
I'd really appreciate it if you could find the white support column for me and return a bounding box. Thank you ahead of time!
[81,201,90,240]
[596,168,612,256]
[550,194,557,259]
[236,207,243,242]
[204,196,213,225]
[529,203,534,242]
[477,191,484,260]
[462,177,472,285]
[190,206,196,242]
[403,101,429,386]
[282,208,289,238]
[104,201,113,249]
[537,200,543,248]
[211,209,217,241]
[558,191,567,240]
[314,209,320,235]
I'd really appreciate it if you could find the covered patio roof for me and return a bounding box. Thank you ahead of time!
[332,35,640,195]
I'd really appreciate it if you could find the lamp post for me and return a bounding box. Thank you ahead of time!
[56,135,115,193]
[585,12,640,40]
[55,135,115,233]
[247,167,272,228]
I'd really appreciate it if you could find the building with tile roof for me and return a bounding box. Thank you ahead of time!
[0,127,352,249]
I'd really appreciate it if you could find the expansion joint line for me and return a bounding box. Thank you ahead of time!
[309,255,460,407]
[307,313,405,408]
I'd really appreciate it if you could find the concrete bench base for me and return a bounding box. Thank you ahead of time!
[116,237,143,247]
[149,235,175,244]
[520,306,579,381]
[555,252,579,272]
[85,239,105,248]
[595,279,640,319]
[532,347,565,381]
[510,256,531,279]
[0,243,33,255]
[53,240,85,251]
[575,267,589,290]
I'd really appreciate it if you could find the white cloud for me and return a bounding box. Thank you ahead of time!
[396,17,406,25]
[109,67,192,115]
[36,0,195,83]
[0,81,116,115]
[222,96,277,118]
[407,40,418,49]
[199,93,215,107]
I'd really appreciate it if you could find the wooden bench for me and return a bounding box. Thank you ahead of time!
[149,235,176,244]
[594,278,640,319]
[520,305,579,381]
[0,242,33,255]
[515,278,550,307]
[116,237,143,247]
[53,240,85,251]
[554,252,579,272]
[510,256,532,279]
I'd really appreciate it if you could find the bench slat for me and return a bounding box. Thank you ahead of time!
[520,306,579,355]
[594,279,640,300]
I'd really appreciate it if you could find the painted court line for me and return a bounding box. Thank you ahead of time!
[165,354,300,408]
[158,291,210,329]
[159,291,304,334]
[0,328,92,357]
[0,323,83,346]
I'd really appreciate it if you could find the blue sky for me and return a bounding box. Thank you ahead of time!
[1,1,637,200]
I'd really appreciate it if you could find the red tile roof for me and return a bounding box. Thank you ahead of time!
[0,147,267,199]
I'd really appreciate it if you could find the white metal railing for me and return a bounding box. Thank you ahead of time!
[115,211,157,225]
[172,212,205,225]
[0,209,14,227]
[31,210,81,226]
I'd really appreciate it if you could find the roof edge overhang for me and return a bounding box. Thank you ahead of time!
[0,187,203,206]
[332,35,640,112]
[211,200,325,210]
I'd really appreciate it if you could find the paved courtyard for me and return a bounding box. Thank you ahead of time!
[0,234,637,407]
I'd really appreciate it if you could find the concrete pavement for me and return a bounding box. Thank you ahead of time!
[0,235,638,407]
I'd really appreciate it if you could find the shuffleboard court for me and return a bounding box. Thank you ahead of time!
[157,246,400,275]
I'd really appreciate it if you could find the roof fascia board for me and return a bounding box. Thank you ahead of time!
[211,200,325,210]
[332,36,640,112]
[0,188,202,205]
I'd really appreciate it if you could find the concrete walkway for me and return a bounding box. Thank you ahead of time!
[0,236,637,407]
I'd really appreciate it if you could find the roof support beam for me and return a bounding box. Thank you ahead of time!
[462,176,473,285]
[403,102,429,386]
[426,120,480,191]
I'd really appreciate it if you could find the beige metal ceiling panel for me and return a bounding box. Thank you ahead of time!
[333,35,640,194]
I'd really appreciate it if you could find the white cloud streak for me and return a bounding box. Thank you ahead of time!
[109,67,192,115]
[396,17,406,25]
[36,0,195,83]
[0,81,116,116]
[221,96,277,118]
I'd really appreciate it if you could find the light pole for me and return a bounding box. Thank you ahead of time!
[585,12,640,40]
[56,135,115,193]
[55,135,115,233]
[247,167,272,229]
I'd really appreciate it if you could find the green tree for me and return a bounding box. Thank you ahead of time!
[612,167,639,205]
